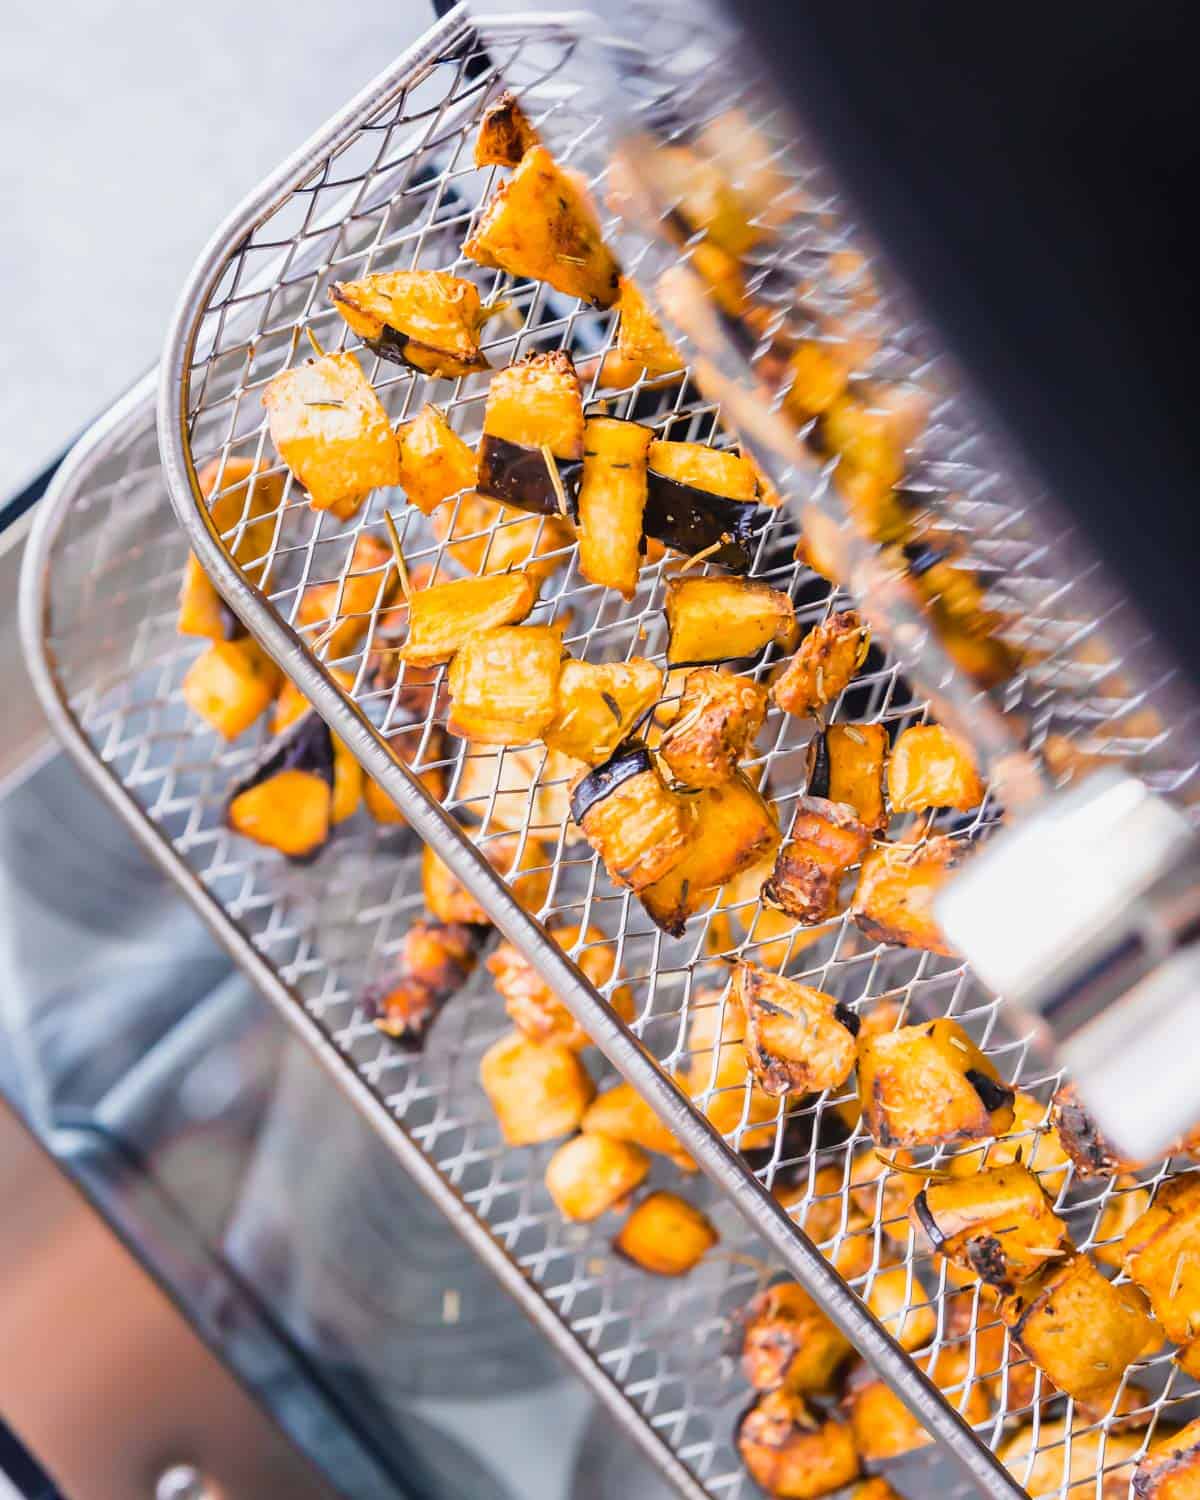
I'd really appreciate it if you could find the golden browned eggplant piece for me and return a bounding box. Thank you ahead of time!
[734,964,859,1097]
[741,1281,854,1395]
[844,1349,990,1462]
[486,921,633,1050]
[613,1191,718,1275]
[479,1031,595,1146]
[783,336,858,423]
[394,403,478,516]
[477,350,586,516]
[999,1418,1143,1499]
[583,1082,696,1173]
[771,610,870,717]
[911,1163,1071,1293]
[399,572,538,667]
[178,458,282,638]
[421,833,550,925]
[225,711,331,857]
[947,1089,1072,1185]
[850,834,959,955]
[433,490,573,583]
[644,439,762,571]
[765,796,873,924]
[639,771,779,934]
[888,722,984,814]
[570,741,695,892]
[296,533,397,659]
[806,722,888,833]
[865,1262,938,1352]
[659,667,767,788]
[857,1018,1015,1147]
[1121,1171,1200,1346]
[183,638,281,740]
[474,88,539,166]
[542,657,663,765]
[262,350,399,517]
[819,384,927,490]
[665,575,798,667]
[363,920,481,1048]
[574,415,653,599]
[464,146,620,307]
[1000,1252,1157,1407]
[1133,1417,1200,1500]
[738,1391,860,1500]
[615,276,683,377]
[446,624,565,744]
[1050,1082,1144,1178]
[329,270,492,376]
[544,1132,649,1221]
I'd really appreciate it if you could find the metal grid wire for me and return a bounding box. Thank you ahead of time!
[147,7,1200,1498]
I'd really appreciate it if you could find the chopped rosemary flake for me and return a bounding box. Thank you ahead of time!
[600,691,624,724]
[679,537,727,573]
[872,1151,954,1182]
[383,510,411,601]
[539,443,570,518]
[304,398,345,409]
[556,253,588,264]
[844,725,866,744]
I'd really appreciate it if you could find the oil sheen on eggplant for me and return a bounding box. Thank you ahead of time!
[569,741,654,825]
[642,471,765,571]
[477,434,583,516]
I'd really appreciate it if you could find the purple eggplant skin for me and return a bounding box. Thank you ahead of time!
[225,711,335,865]
[642,471,765,572]
[477,434,582,517]
[217,599,248,641]
[569,741,654,826]
[965,1068,1015,1116]
[806,729,831,799]
[360,323,489,378]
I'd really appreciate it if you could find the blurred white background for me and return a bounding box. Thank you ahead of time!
[1,0,433,498]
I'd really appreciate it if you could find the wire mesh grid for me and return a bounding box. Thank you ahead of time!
[147,7,1200,1498]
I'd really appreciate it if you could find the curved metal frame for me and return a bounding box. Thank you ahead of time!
[152,9,1027,1496]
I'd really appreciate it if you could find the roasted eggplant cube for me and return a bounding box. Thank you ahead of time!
[1134,1416,1200,1500]
[571,742,695,892]
[615,276,683,377]
[866,1263,939,1352]
[735,964,858,1097]
[889,723,984,814]
[463,145,620,308]
[949,1088,1072,1185]
[644,439,763,571]
[544,1132,649,1221]
[262,351,399,517]
[583,1081,696,1172]
[819,385,927,489]
[845,1351,989,1462]
[911,1163,1071,1293]
[807,723,888,833]
[225,712,334,860]
[685,994,779,1150]
[850,834,959,955]
[183,638,281,740]
[613,1191,717,1275]
[395,404,478,517]
[479,1031,595,1146]
[1121,1171,1200,1345]
[296,533,396,659]
[738,1391,860,1500]
[478,351,586,516]
[858,1018,1015,1147]
[764,796,872,925]
[179,457,282,636]
[783,335,857,421]
[1001,1252,1157,1406]
[400,572,538,667]
[742,1281,854,1394]
[434,491,572,583]
[542,656,663,765]
[1050,1082,1144,1178]
[1000,1419,1143,1500]
[486,921,633,1051]
[446,625,564,744]
[363,920,480,1047]
[422,833,550,926]
[640,772,779,934]
[664,576,798,666]
[329,270,490,377]
[575,415,652,599]
[771,610,870,717]
[660,668,768,788]
[474,88,539,166]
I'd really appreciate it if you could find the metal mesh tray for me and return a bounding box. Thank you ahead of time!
[151,7,1199,1498]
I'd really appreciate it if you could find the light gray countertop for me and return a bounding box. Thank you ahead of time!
[0,0,434,498]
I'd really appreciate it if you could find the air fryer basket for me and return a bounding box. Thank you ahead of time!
[150,6,1199,1498]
